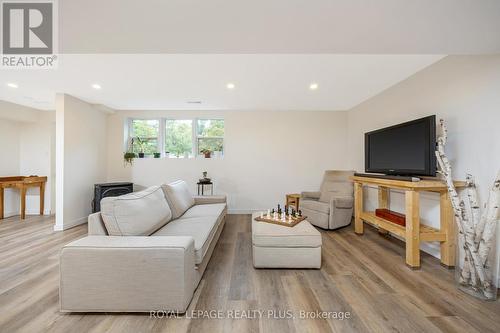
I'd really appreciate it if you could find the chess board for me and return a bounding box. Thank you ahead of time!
[254,215,307,228]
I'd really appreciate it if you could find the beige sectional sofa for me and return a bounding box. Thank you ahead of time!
[59,181,227,313]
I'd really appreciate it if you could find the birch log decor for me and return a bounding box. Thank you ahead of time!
[435,119,500,300]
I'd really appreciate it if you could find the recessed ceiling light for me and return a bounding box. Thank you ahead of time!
[226,83,235,90]
[7,83,18,88]
[309,83,319,90]
[91,83,102,90]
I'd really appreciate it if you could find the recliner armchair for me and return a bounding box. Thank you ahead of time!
[300,170,355,230]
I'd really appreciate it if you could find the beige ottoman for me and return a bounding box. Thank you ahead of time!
[251,212,322,269]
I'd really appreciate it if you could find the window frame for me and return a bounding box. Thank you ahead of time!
[195,118,225,157]
[128,118,161,156]
[127,117,224,159]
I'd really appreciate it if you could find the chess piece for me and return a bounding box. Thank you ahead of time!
[277,204,281,215]
[292,209,296,217]
[298,210,302,217]
[267,209,271,217]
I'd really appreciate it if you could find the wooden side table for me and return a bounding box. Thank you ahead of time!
[286,193,301,211]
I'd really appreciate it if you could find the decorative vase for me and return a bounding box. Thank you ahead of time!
[455,219,498,301]
[138,152,145,158]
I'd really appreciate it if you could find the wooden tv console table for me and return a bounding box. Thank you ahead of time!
[352,176,465,269]
[0,176,47,220]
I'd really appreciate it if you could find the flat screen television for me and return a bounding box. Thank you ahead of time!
[365,115,436,177]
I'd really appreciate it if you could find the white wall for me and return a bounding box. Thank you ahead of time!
[55,94,108,230]
[347,55,500,281]
[0,119,21,217]
[19,112,55,215]
[106,110,350,213]
[0,102,55,218]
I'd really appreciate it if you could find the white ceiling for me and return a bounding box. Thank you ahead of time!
[59,0,500,54]
[0,54,444,111]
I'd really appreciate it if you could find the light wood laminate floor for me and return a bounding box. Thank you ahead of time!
[1,214,499,333]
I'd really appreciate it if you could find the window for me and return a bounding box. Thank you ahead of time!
[165,119,193,158]
[130,119,159,155]
[127,118,224,158]
[197,119,224,156]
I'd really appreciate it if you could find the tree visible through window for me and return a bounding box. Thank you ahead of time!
[131,119,159,155]
[127,118,224,158]
[165,120,193,158]
[197,119,224,156]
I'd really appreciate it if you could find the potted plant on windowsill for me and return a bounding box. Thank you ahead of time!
[153,152,161,158]
[201,149,212,158]
[136,137,146,158]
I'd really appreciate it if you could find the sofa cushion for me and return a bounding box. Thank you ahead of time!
[334,197,354,209]
[100,186,172,236]
[319,182,354,203]
[152,205,225,264]
[301,207,329,229]
[162,180,195,219]
[318,170,355,203]
[301,199,330,214]
[181,203,226,219]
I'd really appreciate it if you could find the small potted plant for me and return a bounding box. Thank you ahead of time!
[201,149,211,158]
[136,137,146,158]
[153,152,161,158]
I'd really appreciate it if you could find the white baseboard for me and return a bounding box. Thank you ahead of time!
[53,216,87,231]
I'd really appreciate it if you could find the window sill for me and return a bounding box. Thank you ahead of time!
[132,156,224,161]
